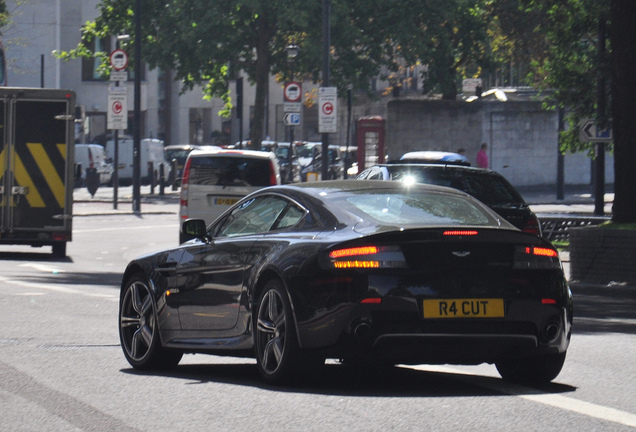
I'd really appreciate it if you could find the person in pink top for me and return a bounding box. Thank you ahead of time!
[476,143,489,168]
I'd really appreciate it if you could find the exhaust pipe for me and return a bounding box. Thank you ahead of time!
[543,322,560,342]
[353,322,371,338]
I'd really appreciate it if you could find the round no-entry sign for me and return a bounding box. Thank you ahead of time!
[284,82,302,103]
[110,49,129,71]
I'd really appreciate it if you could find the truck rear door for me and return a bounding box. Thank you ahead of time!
[0,90,75,255]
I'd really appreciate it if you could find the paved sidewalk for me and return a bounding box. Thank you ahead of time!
[73,184,179,216]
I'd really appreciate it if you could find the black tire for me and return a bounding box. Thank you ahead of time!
[52,242,66,258]
[119,273,183,370]
[496,351,567,384]
[255,279,302,384]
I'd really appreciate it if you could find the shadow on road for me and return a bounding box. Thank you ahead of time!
[21,272,122,288]
[122,362,576,397]
[0,250,73,263]
[570,283,636,335]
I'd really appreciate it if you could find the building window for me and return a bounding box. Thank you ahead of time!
[81,37,112,81]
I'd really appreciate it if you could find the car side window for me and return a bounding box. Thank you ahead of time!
[214,195,289,238]
[356,169,370,180]
[366,168,383,180]
[273,204,306,230]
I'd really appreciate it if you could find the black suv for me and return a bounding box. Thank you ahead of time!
[357,163,542,236]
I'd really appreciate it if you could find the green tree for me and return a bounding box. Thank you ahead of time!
[391,0,495,99]
[0,1,7,30]
[495,0,636,222]
[56,0,399,149]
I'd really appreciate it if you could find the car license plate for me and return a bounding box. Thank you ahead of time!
[214,197,239,206]
[423,298,504,319]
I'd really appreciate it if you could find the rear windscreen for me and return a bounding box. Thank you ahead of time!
[388,166,524,206]
[189,156,272,187]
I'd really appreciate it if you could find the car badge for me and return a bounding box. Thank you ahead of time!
[452,251,471,257]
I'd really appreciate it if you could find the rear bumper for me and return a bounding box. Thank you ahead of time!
[295,299,571,365]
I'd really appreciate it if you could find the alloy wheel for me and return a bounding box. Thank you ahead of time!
[120,280,156,363]
[256,286,288,376]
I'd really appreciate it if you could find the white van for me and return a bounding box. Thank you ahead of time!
[74,143,113,185]
[179,148,280,242]
[105,138,171,185]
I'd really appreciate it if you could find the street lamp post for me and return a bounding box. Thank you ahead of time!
[285,44,299,183]
[321,0,331,181]
[132,0,141,213]
[113,34,130,210]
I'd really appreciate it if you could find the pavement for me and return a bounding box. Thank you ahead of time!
[73,184,180,217]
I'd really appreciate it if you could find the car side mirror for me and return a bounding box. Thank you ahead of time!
[181,219,208,242]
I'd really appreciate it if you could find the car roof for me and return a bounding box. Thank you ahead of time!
[165,144,198,150]
[189,148,274,159]
[271,179,470,198]
[398,151,470,166]
[250,180,511,231]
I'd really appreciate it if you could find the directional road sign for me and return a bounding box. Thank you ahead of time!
[579,119,613,142]
[283,112,301,126]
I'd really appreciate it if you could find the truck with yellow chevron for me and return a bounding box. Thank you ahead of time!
[0,88,76,257]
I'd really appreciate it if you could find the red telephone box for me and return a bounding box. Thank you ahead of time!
[356,116,385,172]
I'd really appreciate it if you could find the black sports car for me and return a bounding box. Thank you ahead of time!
[119,180,572,384]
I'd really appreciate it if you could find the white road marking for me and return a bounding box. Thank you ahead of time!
[408,365,636,428]
[0,276,117,300]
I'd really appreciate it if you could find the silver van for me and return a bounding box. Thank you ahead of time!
[178,148,281,242]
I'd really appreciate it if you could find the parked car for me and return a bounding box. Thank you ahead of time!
[356,163,542,236]
[74,143,113,186]
[398,151,470,166]
[119,180,571,384]
[164,144,201,187]
[260,141,300,183]
[296,141,344,181]
[178,148,281,242]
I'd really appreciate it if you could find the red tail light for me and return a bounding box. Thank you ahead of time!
[522,215,542,236]
[360,298,382,304]
[327,245,406,269]
[269,160,278,185]
[443,230,478,236]
[179,158,192,219]
[513,245,561,269]
[181,158,192,187]
[329,246,379,258]
[527,246,558,258]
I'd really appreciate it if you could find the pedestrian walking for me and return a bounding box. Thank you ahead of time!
[476,143,489,168]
